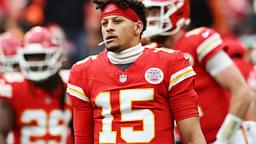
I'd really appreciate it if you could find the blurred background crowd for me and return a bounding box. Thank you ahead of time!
[0,0,103,68]
[0,0,255,68]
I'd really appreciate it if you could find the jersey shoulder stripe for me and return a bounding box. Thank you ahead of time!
[67,83,89,102]
[169,66,196,91]
[196,33,223,61]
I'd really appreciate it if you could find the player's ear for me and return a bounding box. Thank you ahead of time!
[134,21,143,36]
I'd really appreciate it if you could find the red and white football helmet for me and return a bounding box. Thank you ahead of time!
[0,32,21,73]
[142,0,190,38]
[19,26,63,82]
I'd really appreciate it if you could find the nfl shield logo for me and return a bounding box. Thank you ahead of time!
[119,74,127,83]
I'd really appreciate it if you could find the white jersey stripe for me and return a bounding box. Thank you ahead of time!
[206,50,233,76]
[197,33,223,61]
[67,83,89,102]
[169,66,196,91]
[0,84,12,98]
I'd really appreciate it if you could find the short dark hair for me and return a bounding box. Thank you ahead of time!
[93,0,147,34]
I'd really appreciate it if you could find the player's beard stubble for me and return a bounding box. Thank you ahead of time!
[106,44,122,53]
[104,38,129,53]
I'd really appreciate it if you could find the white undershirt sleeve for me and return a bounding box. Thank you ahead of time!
[206,50,234,76]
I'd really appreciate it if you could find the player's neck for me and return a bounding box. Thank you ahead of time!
[167,30,185,48]
[107,43,144,64]
[33,73,62,90]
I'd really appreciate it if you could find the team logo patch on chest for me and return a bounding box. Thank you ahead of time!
[145,68,164,84]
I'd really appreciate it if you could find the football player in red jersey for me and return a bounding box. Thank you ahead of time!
[67,0,206,144]
[225,38,256,92]
[224,39,256,143]
[0,26,73,144]
[142,0,252,143]
[0,32,21,75]
[0,32,21,143]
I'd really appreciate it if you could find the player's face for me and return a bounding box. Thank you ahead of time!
[101,16,139,52]
[24,53,46,71]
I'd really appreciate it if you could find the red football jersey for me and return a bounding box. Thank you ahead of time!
[173,27,230,142]
[67,47,199,144]
[0,74,72,144]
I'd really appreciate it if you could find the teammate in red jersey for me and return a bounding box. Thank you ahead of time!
[225,38,256,91]
[0,32,21,76]
[0,26,73,144]
[142,0,252,143]
[67,0,206,144]
[0,32,21,143]
[224,38,256,143]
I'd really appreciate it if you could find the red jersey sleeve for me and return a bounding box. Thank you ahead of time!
[67,63,89,103]
[180,27,226,66]
[167,51,199,121]
[69,96,93,144]
[193,27,226,65]
[67,62,93,144]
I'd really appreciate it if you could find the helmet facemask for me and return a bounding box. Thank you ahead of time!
[0,32,21,73]
[19,26,64,82]
[19,43,63,82]
[0,55,19,73]
[142,0,190,38]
